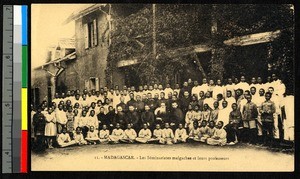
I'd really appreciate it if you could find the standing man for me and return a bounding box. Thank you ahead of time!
[191,81,201,98]
[242,94,258,144]
[169,102,184,131]
[212,79,224,100]
[179,91,191,114]
[199,78,209,95]
[235,76,250,92]
[259,92,276,145]
[55,104,68,134]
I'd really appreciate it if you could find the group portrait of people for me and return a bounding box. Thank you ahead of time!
[31,73,294,151]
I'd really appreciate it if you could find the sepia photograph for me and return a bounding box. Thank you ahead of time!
[30,3,295,171]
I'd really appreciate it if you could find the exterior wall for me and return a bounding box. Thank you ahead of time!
[31,68,51,104]
[74,10,109,89]
[56,60,79,92]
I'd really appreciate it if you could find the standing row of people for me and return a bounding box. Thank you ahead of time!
[31,74,294,151]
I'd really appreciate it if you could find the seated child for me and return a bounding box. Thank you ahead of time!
[108,123,124,144]
[120,123,137,143]
[207,121,227,146]
[148,124,164,144]
[185,105,194,132]
[57,127,76,148]
[200,120,216,143]
[85,126,100,145]
[188,121,201,142]
[73,127,87,145]
[135,123,152,143]
[99,124,110,143]
[161,123,175,145]
[174,123,188,143]
[198,120,208,142]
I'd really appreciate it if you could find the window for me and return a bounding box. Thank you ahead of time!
[84,19,98,49]
[85,77,99,91]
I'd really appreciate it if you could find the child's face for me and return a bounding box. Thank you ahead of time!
[232,104,237,110]
[103,125,107,130]
[143,124,148,129]
[193,122,198,128]
[90,127,94,132]
[82,111,87,117]
[90,111,95,116]
[156,125,160,129]
[116,124,120,129]
[217,122,223,129]
[222,102,228,108]
[179,124,183,129]
[213,102,219,109]
[62,129,67,134]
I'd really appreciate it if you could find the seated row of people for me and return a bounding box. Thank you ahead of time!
[57,120,227,147]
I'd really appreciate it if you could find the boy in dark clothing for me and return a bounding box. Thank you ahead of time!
[33,108,46,152]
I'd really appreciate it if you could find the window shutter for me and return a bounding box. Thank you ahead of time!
[84,24,89,49]
[93,19,98,46]
[90,23,94,48]
[95,78,99,91]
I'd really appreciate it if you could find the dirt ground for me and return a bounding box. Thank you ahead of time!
[31,142,294,172]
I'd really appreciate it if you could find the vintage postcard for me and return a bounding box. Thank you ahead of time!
[30,4,294,171]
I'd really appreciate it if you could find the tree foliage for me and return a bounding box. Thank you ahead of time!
[106,4,294,94]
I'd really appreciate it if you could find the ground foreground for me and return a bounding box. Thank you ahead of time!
[31,142,294,171]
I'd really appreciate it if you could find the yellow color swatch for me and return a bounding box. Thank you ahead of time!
[22,88,27,130]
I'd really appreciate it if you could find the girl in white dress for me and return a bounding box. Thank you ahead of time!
[44,107,57,148]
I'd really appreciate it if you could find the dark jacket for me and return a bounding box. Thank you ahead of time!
[169,108,184,125]
[141,111,155,126]
[33,112,46,135]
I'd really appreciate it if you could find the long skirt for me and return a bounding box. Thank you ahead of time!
[162,138,174,145]
[99,138,109,143]
[207,138,227,146]
[135,137,151,143]
[108,135,122,142]
[57,123,65,134]
[85,137,100,143]
[120,138,135,143]
[66,120,74,133]
[188,136,201,142]
[200,135,210,143]
[148,138,165,144]
[284,127,294,141]
[45,122,57,137]
[58,140,76,148]
[174,136,188,143]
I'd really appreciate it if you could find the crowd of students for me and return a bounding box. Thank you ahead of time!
[31,74,294,151]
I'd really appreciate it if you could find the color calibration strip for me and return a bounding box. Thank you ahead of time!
[21,5,28,173]
[2,5,28,173]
